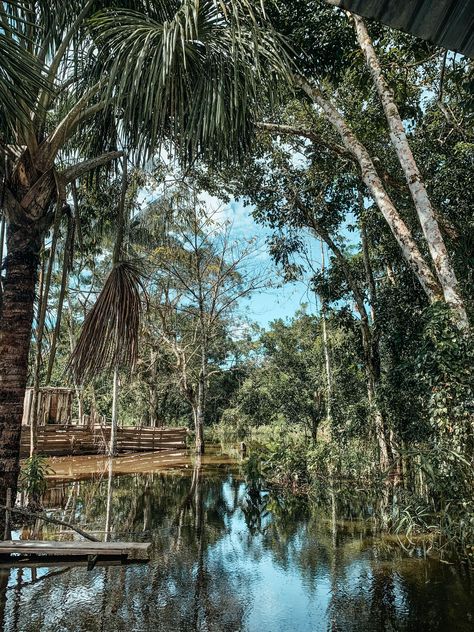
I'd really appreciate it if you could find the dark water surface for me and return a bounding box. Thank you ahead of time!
[1,450,473,631]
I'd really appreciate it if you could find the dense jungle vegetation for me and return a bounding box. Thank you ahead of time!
[0,0,472,557]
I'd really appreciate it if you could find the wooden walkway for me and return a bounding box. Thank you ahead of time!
[0,540,151,565]
[20,425,188,457]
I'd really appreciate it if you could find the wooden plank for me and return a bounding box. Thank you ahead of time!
[0,540,150,559]
[0,557,145,569]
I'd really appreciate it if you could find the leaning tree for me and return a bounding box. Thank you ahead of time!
[0,0,288,501]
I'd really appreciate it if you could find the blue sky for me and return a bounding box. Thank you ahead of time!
[208,194,364,330]
[208,196,329,329]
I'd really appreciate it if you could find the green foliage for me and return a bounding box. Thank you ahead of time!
[416,304,474,449]
[251,431,313,489]
[20,455,53,506]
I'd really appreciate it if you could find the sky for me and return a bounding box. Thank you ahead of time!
[204,195,327,329]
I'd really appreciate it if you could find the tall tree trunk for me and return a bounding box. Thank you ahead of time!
[359,210,394,470]
[365,347,390,471]
[0,214,5,310]
[360,213,377,323]
[294,75,444,303]
[104,458,114,541]
[295,195,392,469]
[148,349,158,428]
[353,16,468,329]
[109,366,119,456]
[310,401,320,444]
[148,386,157,428]
[191,337,208,456]
[66,297,84,424]
[108,154,126,456]
[46,212,74,383]
[194,368,206,456]
[30,203,63,454]
[29,247,46,456]
[320,240,332,429]
[0,222,40,504]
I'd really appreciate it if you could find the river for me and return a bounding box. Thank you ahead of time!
[1,448,472,631]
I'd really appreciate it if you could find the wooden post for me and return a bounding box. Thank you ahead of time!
[104,459,113,542]
[4,488,11,540]
[109,367,119,456]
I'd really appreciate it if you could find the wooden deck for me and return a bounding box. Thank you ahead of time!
[20,425,188,457]
[0,540,151,561]
[45,449,190,482]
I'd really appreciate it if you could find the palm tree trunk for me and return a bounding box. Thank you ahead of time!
[0,222,40,504]
[0,214,5,310]
[353,16,468,329]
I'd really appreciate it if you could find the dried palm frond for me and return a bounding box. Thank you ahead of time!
[68,261,145,385]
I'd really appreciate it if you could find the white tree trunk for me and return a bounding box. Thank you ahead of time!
[296,75,444,304]
[194,369,206,455]
[353,15,468,328]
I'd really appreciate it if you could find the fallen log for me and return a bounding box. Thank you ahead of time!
[0,504,99,542]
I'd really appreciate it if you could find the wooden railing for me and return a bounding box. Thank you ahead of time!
[20,425,188,457]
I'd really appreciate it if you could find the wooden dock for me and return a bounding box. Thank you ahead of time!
[20,425,188,457]
[0,540,151,566]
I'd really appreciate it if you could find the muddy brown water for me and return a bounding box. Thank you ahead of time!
[2,447,473,631]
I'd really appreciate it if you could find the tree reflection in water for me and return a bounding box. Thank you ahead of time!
[0,462,472,631]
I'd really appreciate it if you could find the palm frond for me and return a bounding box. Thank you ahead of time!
[0,32,46,134]
[68,261,145,385]
[0,0,97,139]
[90,0,291,164]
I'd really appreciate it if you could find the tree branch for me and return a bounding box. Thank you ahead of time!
[0,504,99,542]
[257,121,350,159]
[61,151,123,183]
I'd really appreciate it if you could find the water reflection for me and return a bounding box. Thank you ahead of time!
[0,458,472,631]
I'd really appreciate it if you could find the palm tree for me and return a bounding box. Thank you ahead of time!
[0,0,288,501]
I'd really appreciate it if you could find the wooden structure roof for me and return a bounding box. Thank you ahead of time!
[329,0,474,58]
